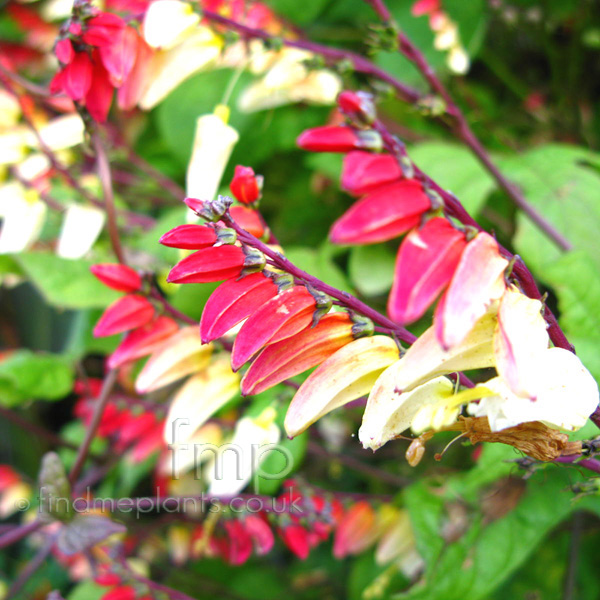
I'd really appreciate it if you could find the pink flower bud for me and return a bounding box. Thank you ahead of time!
[82,12,126,47]
[341,151,403,196]
[99,26,138,87]
[297,126,382,153]
[333,502,378,558]
[90,263,142,292]
[62,52,93,101]
[330,180,431,245]
[388,217,467,325]
[55,39,73,64]
[230,165,262,205]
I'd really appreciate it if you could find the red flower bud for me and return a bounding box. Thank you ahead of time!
[297,126,382,153]
[200,273,277,343]
[93,294,155,337]
[231,286,316,371]
[230,165,262,205]
[82,12,126,47]
[100,585,136,600]
[341,151,403,196]
[108,316,178,369]
[167,245,245,284]
[85,57,113,122]
[62,52,93,101]
[330,180,431,245]
[229,206,265,238]
[159,224,217,250]
[94,572,122,586]
[55,38,73,64]
[224,520,253,565]
[90,263,142,292]
[337,91,376,124]
[388,217,467,325]
[280,524,310,560]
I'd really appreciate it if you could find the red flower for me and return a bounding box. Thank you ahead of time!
[61,52,93,101]
[167,245,245,284]
[341,151,403,196]
[230,165,262,205]
[297,126,382,153]
[200,273,277,343]
[280,523,310,560]
[229,206,265,238]
[330,180,431,245]
[93,294,155,337]
[159,224,217,250]
[55,39,74,64]
[101,586,136,600]
[224,520,253,565]
[90,263,142,293]
[85,56,113,122]
[82,12,126,47]
[99,26,138,87]
[387,217,467,325]
[108,316,178,369]
[333,502,378,558]
[241,313,354,396]
[231,286,316,371]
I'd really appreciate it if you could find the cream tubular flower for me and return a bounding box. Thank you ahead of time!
[0,182,47,254]
[143,0,200,50]
[185,106,239,209]
[56,204,105,259]
[469,348,599,432]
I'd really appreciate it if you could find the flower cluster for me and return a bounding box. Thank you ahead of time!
[164,90,599,465]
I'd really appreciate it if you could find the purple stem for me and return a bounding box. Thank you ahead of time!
[69,369,118,484]
[222,215,415,345]
[0,520,43,551]
[363,0,572,252]
[555,455,600,475]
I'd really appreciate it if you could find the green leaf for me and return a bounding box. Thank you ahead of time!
[348,244,396,296]
[402,468,579,600]
[544,250,600,380]
[0,350,74,406]
[15,253,120,310]
[68,581,106,600]
[267,0,329,24]
[444,0,488,56]
[285,245,350,292]
[504,144,600,275]
[409,141,496,215]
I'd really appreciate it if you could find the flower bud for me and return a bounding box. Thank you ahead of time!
[297,126,382,153]
[351,314,374,339]
[90,263,142,292]
[159,224,218,249]
[337,90,376,124]
[230,165,262,205]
